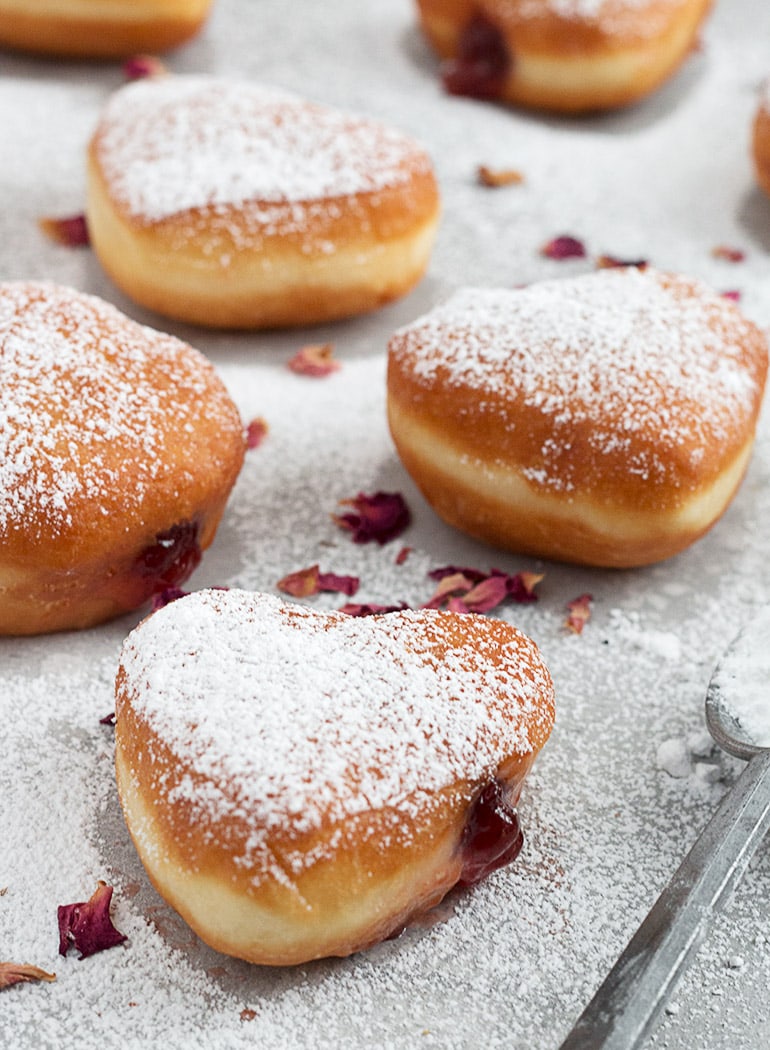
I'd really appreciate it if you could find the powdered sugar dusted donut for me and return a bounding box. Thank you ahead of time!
[86,76,441,329]
[415,0,713,112]
[0,282,245,635]
[0,0,213,58]
[115,589,555,965]
[753,79,770,201]
[387,268,768,568]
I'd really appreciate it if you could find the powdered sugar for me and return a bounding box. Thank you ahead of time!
[93,76,432,229]
[710,604,770,748]
[493,0,691,35]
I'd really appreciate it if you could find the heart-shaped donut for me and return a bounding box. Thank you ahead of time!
[86,75,441,329]
[115,589,555,965]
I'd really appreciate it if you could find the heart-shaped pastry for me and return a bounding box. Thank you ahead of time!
[115,589,555,965]
[86,75,441,329]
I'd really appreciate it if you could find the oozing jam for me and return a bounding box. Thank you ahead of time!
[134,520,202,593]
[443,15,511,100]
[459,779,523,886]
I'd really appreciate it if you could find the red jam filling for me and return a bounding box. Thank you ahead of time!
[134,520,202,592]
[459,779,523,886]
[443,15,511,100]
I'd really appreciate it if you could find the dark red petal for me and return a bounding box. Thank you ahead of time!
[38,214,90,248]
[122,54,167,80]
[339,601,410,617]
[57,882,127,959]
[541,235,586,260]
[333,491,411,545]
[246,417,268,449]
[317,572,360,597]
[461,574,509,613]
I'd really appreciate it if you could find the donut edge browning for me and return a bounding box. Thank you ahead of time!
[752,101,770,200]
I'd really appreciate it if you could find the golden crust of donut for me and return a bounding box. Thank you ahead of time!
[752,97,770,200]
[0,0,212,58]
[0,282,245,635]
[416,0,714,112]
[387,269,768,568]
[86,77,441,329]
[114,590,555,965]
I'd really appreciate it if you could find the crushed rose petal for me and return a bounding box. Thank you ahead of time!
[99,712,116,726]
[57,882,127,960]
[596,255,649,270]
[339,601,410,617]
[0,963,56,990]
[150,587,189,612]
[278,565,359,598]
[541,235,586,260]
[721,289,742,301]
[246,417,269,449]
[711,245,745,262]
[333,491,411,545]
[287,343,340,377]
[395,546,413,565]
[566,593,593,634]
[122,54,167,80]
[425,565,542,614]
[38,214,89,248]
[509,571,544,602]
[477,164,525,187]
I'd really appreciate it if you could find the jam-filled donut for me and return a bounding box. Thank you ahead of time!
[0,0,213,58]
[86,76,441,329]
[0,282,245,635]
[115,589,555,965]
[387,268,768,568]
[415,0,713,113]
[752,80,770,200]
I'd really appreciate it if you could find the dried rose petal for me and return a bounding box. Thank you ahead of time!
[0,962,56,990]
[541,235,586,261]
[150,587,189,612]
[333,491,411,545]
[339,601,409,617]
[246,417,268,449]
[721,289,742,301]
[287,343,340,377]
[123,54,166,80]
[317,571,359,597]
[423,571,476,609]
[426,565,542,612]
[395,546,413,566]
[278,565,359,598]
[566,593,593,634]
[711,245,745,263]
[461,574,510,613]
[240,1008,258,1022]
[428,565,488,585]
[477,165,524,187]
[446,596,471,614]
[508,571,544,603]
[99,712,116,726]
[38,214,89,248]
[57,882,127,959]
[596,255,649,270]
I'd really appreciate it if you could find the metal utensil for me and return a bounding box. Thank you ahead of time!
[558,610,770,1050]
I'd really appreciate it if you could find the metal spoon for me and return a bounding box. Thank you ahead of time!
[558,609,770,1050]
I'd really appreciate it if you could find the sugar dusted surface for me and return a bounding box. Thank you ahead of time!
[119,590,551,860]
[93,76,433,227]
[0,282,229,539]
[711,604,770,748]
[493,0,694,35]
[4,1,770,1049]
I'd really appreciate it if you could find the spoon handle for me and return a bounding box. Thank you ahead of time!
[559,749,770,1050]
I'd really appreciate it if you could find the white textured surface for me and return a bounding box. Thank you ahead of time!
[2,1,770,1049]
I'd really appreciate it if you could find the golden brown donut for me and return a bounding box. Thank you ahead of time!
[114,589,555,966]
[387,268,768,568]
[0,282,245,635]
[415,0,713,113]
[0,0,213,58]
[86,76,441,329]
[752,82,770,200]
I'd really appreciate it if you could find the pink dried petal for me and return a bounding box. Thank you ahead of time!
[596,255,649,270]
[461,574,509,613]
[541,235,586,260]
[99,712,116,726]
[565,593,593,634]
[428,565,488,584]
[395,546,413,565]
[317,571,360,597]
[339,601,410,617]
[721,289,742,301]
[246,417,268,449]
[57,882,127,959]
[287,343,340,377]
[0,962,56,990]
[150,587,189,612]
[38,214,89,248]
[423,571,476,609]
[122,54,167,80]
[711,245,745,263]
[447,596,471,614]
[333,491,411,545]
[278,565,321,597]
[507,571,544,603]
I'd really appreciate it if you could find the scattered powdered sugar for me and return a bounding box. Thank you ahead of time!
[710,603,770,747]
[93,76,432,227]
[0,281,234,539]
[389,268,766,490]
[494,0,691,35]
[118,589,553,873]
